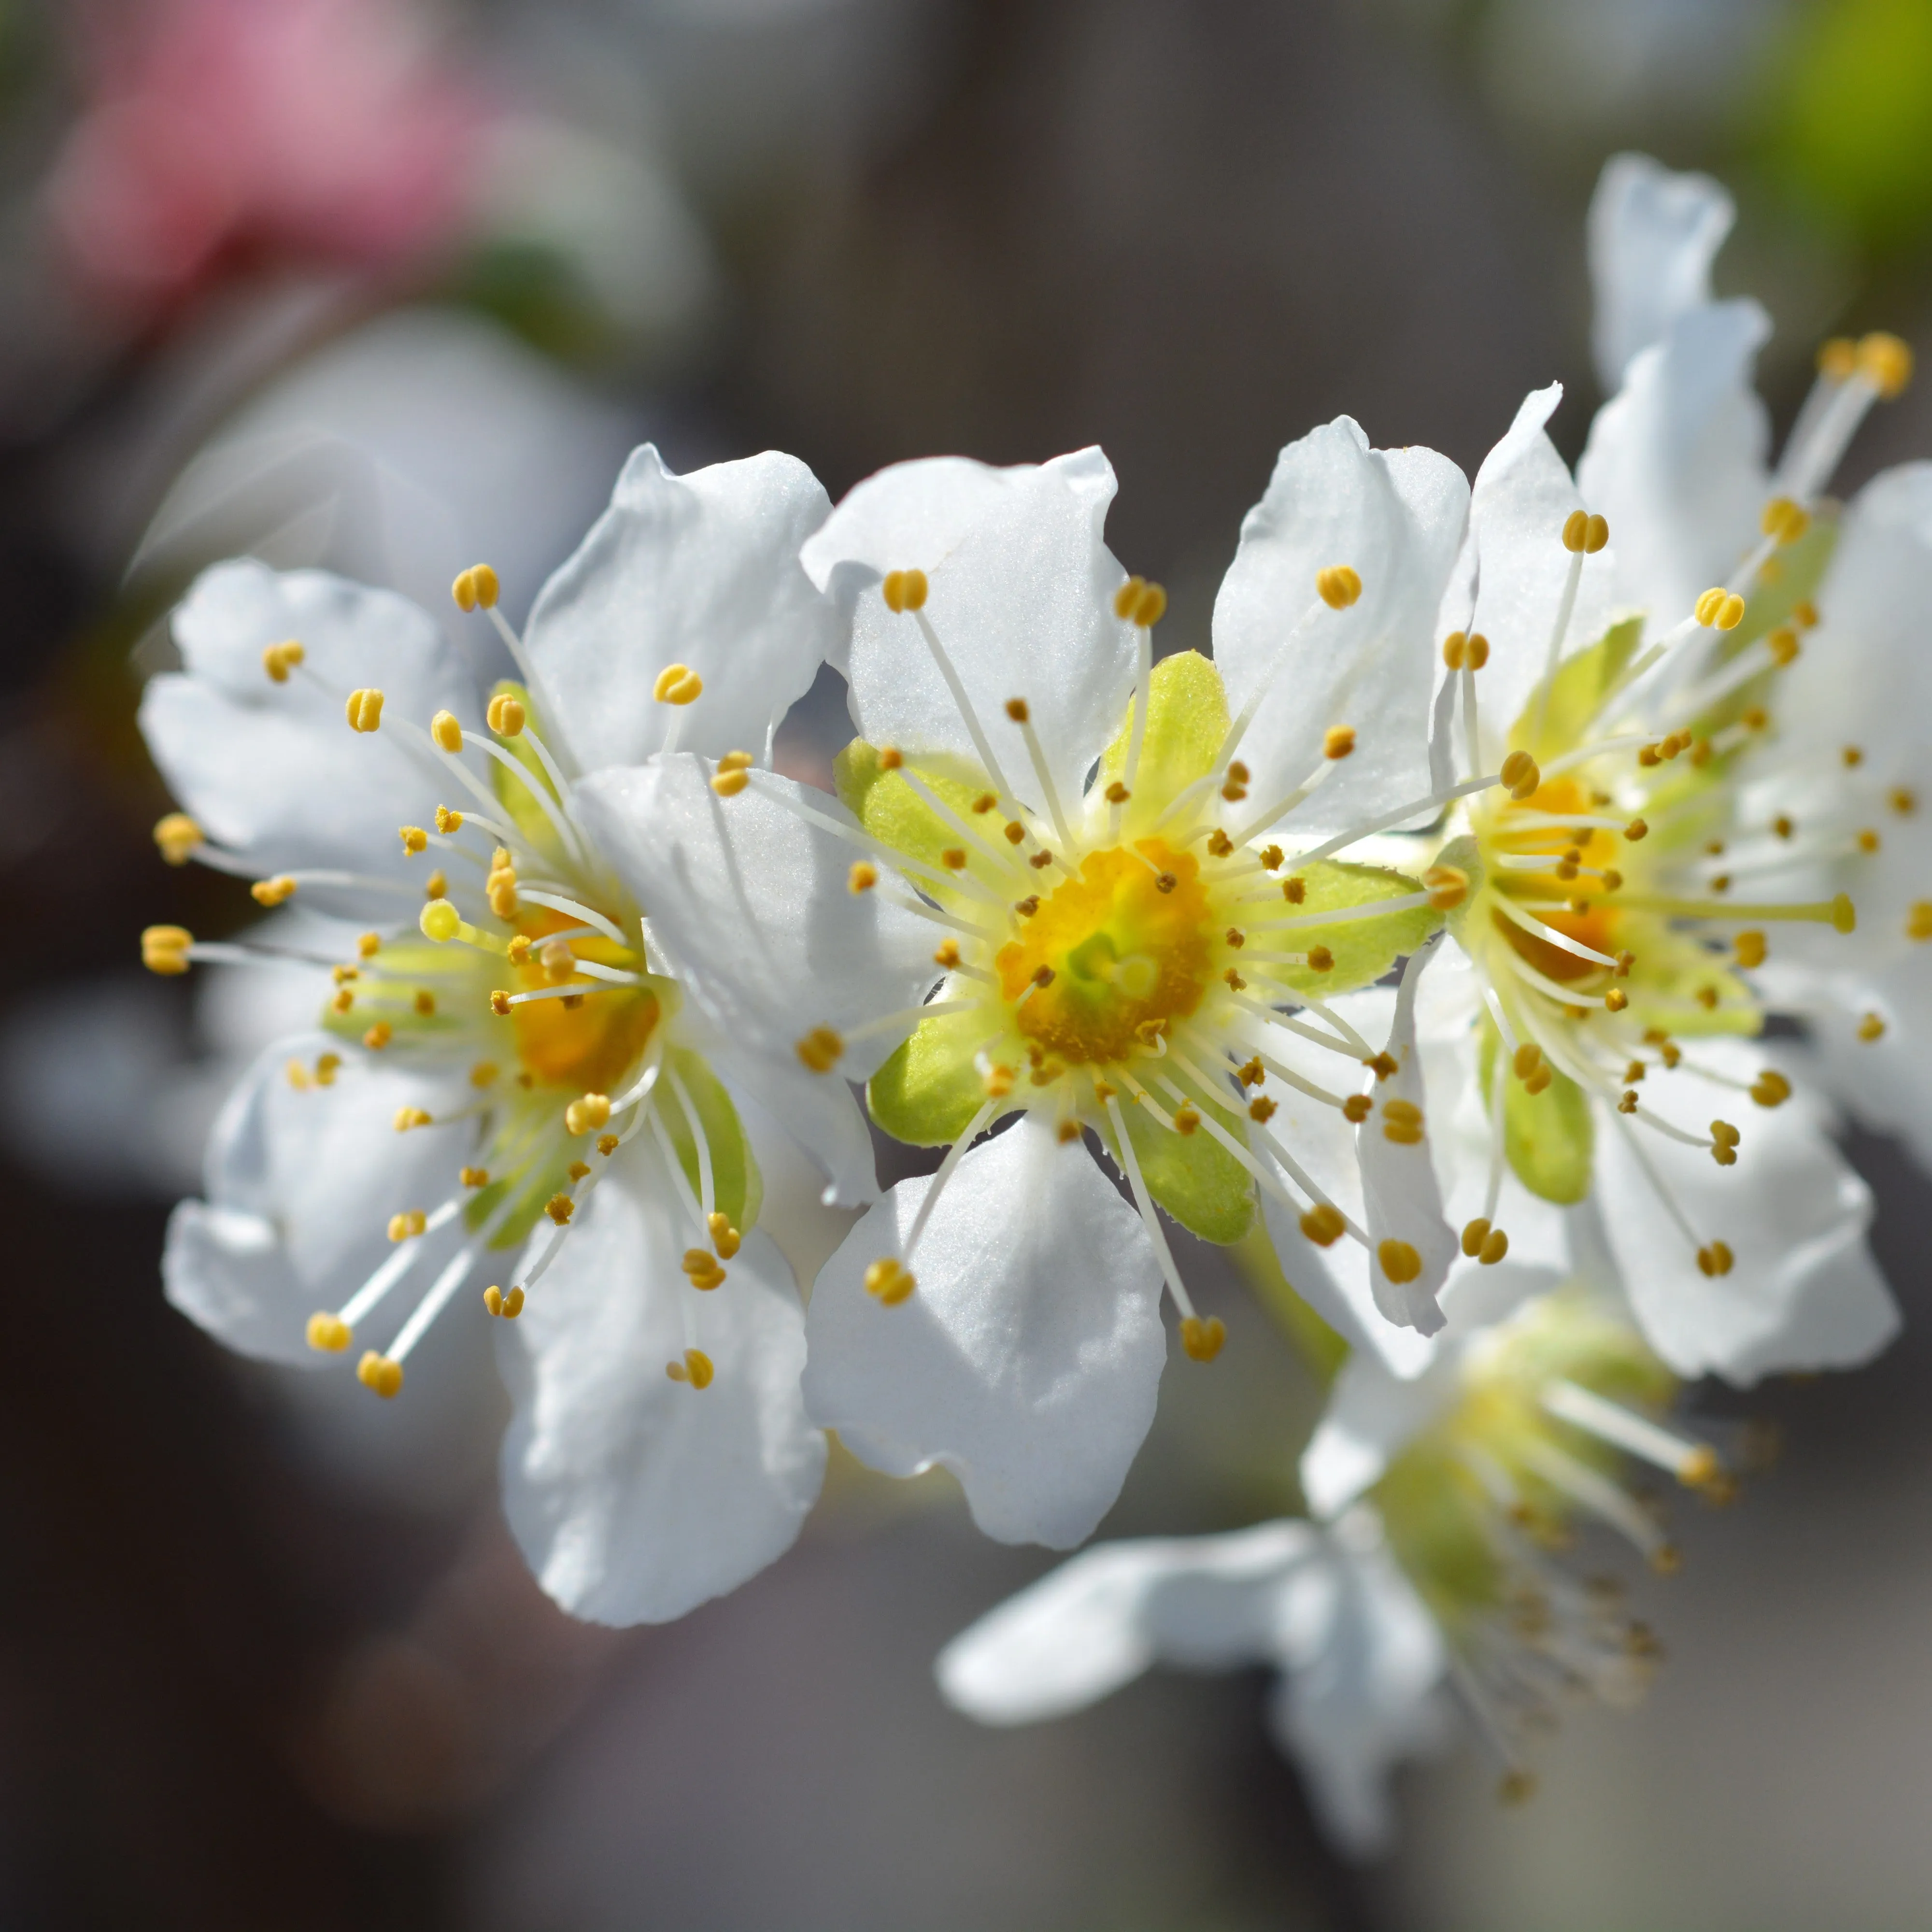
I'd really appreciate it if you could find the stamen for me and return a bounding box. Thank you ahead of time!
[1542,1378,1728,1492]
[1100,1088,1198,1321]
[152,813,202,865]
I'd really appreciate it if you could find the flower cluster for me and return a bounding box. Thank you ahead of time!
[139,153,1927,1841]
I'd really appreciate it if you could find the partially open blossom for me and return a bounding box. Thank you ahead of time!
[140,445,852,1623]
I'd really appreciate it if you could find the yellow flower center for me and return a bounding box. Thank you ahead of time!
[508,910,661,1093]
[1474,774,1628,987]
[994,839,1214,1065]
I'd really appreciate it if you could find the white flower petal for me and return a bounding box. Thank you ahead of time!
[163,1032,472,1364]
[141,562,477,908]
[496,1141,825,1625]
[573,756,941,1082]
[523,445,838,771]
[937,1520,1324,1723]
[1264,1515,1448,1860]
[1577,298,1771,626]
[1594,1040,1898,1383]
[1453,384,1619,757]
[698,1027,880,1210]
[1354,945,1456,1335]
[1213,419,1468,834]
[801,450,1133,810]
[1785,961,1932,1172]
[1587,153,1736,392]
[803,1118,1166,1548]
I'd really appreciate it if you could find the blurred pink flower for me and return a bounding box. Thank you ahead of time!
[44,0,486,309]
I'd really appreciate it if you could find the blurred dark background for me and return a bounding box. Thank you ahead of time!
[5,0,1932,1925]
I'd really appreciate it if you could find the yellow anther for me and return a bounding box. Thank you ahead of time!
[461,1166,490,1188]
[707,1212,741,1260]
[1323,724,1357,760]
[983,1063,1016,1098]
[356,1351,404,1398]
[141,924,193,975]
[486,878,514,919]
[1342,1094,1372,1123]
[484,1285,503,1316]
[796,1026,844,1073]
[1762,497,1812,544]
[865,1257,917,1304]
[315,1052,341,1085]
[879,749,905,772]
[1831,893,1857,934]
[286,1058,312,1091]
[1765,628,1800,668]
[682,1249,727,1291]
[1114,576,1146,620]
[1464,632,1490,668]
[1422,864,1468,910]
[1892,787,1918,815]
[1696,1241,1734,1278]
[545,1194,574,1226]
[881,568,929,614]
[1624,817,1648,841]
[933,939,962,969]
[414,990,436,1018]
[261,639,306,683]
[1694,587,1728,627]
[352,934,380,964]
[1583,513,1609,553]
[597,1134,619,1155]
[1315,565,1362,609]
[1282,875,1306,904]
[565,1093,612,1136]
[1442,631,1465,669]
[1859,827,1881,854]
[152,812,201,865]
[332,987,355,1014]
[1105,781,1131,805]
[1711,1117,1741,1154]
[417,899,461,944]
[664,1348,714,1388]
[1498,749,1540,800]
[850,861,879,893]
[452,563,499,611]
[1908,902,1932,940]
[1618,1090,1639,1114]
[1860,1011,1887,1041]
[1523,1064,1553,1094]
[1180,1315,1226,1362]
[1005,698,1030,724]
[1300,1202,1346,1247]
[387,1208,427,1242]
[1479,1227,1508,1264]
[363,1021,394,1051]
[1381,1098,1424,1145]
[711,750,754,797]
[1002,821,1026,846]
[400,825,428,856]
[1734,930,1767,969]
[486,692,526,736]
[344,687,384,732]
[420,714,461,761]
[1255,845,1282,872]
[1605,988,1628,1012]
[1461,1217,1491,1258]
[1131,581,1166,626]
[1819,336,1858,379]
[251,875,297,907]
[393,1107,432,1132]
[938,848,968,871]
[306,1311,352,1352]
[539,938,575,981]
[651,664,703,706]
[1858,331,1914,398]
[1249,1095,1277,1123]
[1717,593,1745,629]
[1306,945,1334,972]
[1562,509,1590,552]
[1171,1104,1200,1136]
[1750,1069,1792,1108]
[1377,1239,1422,1284]
[490,990,512,1016]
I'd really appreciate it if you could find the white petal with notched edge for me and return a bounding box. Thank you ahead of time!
[496,1140,825,1626]
[1593,1038,1898,1384]
[141,562,477,907]
[523,444,838,772]
[163,1032,472,1365]
[1588,152,1736,393]
[1213,417,1468,837]
[802,448,1133,812]
[804,1116,1165,1548]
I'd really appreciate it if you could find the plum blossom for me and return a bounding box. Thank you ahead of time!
[600,441,1482,1550]
[140,443,872,1623]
